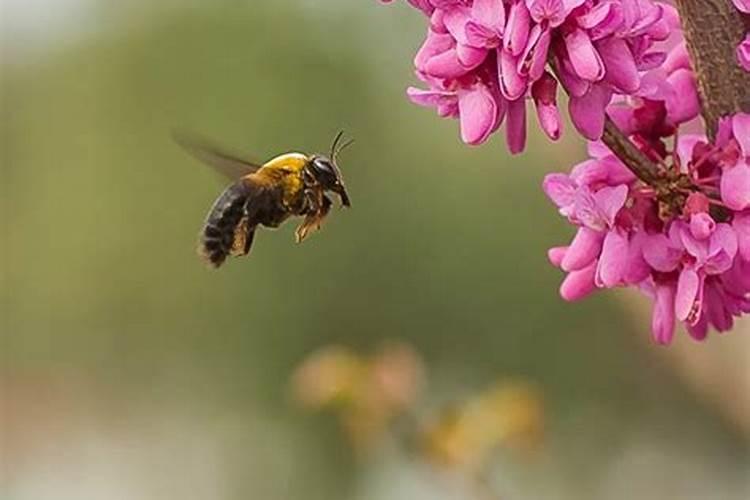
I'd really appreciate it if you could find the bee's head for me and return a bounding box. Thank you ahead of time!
[309,156,350,207]
[307,131,353,207]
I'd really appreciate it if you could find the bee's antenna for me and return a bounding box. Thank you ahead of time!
[330,130,345,159]
[333,138,355,163]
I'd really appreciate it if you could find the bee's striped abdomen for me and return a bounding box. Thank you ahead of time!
[199,182,250,267]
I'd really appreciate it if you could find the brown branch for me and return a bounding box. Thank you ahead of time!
[674,0,750,140]
[601,116,663,188]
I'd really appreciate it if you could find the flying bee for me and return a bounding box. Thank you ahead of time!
[175,131,352,268]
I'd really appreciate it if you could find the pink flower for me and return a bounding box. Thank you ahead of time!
[383,0,674,151]
[718,114,750,211]
[651,283,676,344]
[734,212,750,262]
[737,34,750,72]
[544,118,750,344]
[407,77,504,145]
[732,0,750,13]
[381,1,750,343]
[606,43,700,137]
[531,71,561,140]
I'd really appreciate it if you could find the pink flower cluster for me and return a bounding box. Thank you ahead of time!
[382,0,678,153]
[733,0,750,71]
[544,112,750,344]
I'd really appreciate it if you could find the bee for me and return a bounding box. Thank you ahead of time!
[175,131,352,268]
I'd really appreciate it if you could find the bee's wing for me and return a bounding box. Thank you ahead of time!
[172,130,263,179]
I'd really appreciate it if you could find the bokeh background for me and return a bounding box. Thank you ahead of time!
[2,1,749,499]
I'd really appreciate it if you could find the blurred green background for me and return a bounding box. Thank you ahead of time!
[2,1,748,499]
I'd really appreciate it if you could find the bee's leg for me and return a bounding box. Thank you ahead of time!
[313,195,332,230]
[295,195,332,243]
[231,197,262,256]
[295,188,320,242]
[301,187,321,213]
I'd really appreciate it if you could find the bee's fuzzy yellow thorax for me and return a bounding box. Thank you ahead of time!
[262,152,310,173]
[256,152,310,208]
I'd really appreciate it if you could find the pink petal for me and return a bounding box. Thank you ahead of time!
[594,184,629,227]
[576,2,613,30]
[652,283,676,345]
[663,42,691,74]
[560,261,597,301]
[720,161,750,211]
[732,0,750,14]
[542,173,577,213]
[630,3,663,36]
[443,6,472,45]
[717,115,738,149]
[405,0,435,15]
[457,44,489,67]
[472,0,506,31]
[571,158,609,184]
[704,283,733,332]
[561,226,604,272]
[597,37,640,93]
[407,87,455,108]
[528,28,551,80]
[624,232,651,284]
[686,316,708,341]
[689,213,716,240]
[458,84,498,145]
[665,69,699,126]
[423,49,470,78]
[574,186,607,230]
[518,24,548,79]
[678,222,709,262]
[499,49,528,100]
[526,0,570,27]
[636,51,667,71]
[602,157,638,185]
[506,97,527,154]
[733,212,750,262]
[556,58,591,97]
[548,246,568,267]
[531,72,561,140]
[737,35,750,72]
[586,141,611,160]
[675,134,704,170]
[562,0,586,12]
[430,9,449,33]
[465,22,500,48]
[569,85,610,140]
[596,228,629,287]
[642,233,682,272]
[504,1,531,57]
[675,268,702,323]
[704,223,738,274]
[415,31,455,70]
[732,112,750,157]
[564,29,605,82]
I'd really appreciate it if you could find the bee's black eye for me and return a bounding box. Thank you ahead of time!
[311,157,338,186]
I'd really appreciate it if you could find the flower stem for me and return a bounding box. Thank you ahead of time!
[601,116,663,188]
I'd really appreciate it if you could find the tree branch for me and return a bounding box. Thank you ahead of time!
[674,0,750,140]
[601,116,662,187]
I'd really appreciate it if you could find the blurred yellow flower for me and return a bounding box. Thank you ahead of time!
[290,341,425,450]
[422,381,543,469]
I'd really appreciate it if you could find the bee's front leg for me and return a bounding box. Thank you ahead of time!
[295,194,332,243]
